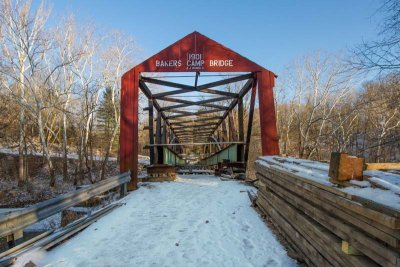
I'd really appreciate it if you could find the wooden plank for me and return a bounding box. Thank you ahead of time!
[256,201,318,267]
[256,158,350,198]
[258,157,400,220]
[328,152,364,181]
[256,170,400,247]
[342,241,362,255]
[255,162,400,229]
[259,189,380,267]
[256,196,330,267]
[255,164,400,242]
[258,173,399,266]
[366,163,400,170]
[264,214,317,267]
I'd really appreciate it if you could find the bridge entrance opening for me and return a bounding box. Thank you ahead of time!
[121,32,279,189]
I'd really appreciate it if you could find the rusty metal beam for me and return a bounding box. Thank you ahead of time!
[194,71,200,88]
[196,73,253,90]
[171,123,218,130]
[148,100,155,164]
[142,75,249,98]
[168,116,224,124]
[158,96,233,104]
[175,129,214,135]
[208,77,255,138]
[237,97,244,162]
[176,131,213,137]
[174,130,215,135]
[139,80,180,143]
[166,109,222,119]
[156,112,163,164]
[141,76,194,90]
[159,97,232,111]
[161,103,229,111]
[244,82,257,164]
[165,109,197,115]
[152,88,238,98]
[145,141,245,147]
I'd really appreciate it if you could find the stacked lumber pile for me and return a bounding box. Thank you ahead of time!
[254,156,400,267]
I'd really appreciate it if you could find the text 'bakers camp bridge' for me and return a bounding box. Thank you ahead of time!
[120,31,279,189]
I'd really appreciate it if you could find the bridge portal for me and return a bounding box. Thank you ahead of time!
[120,31,279,189]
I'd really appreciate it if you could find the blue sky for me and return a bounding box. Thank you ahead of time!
[43,0,383,75]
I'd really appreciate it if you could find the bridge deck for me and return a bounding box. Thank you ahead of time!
[17,175,295,267]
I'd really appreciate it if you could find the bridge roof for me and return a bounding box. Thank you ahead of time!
[126,31,274,74]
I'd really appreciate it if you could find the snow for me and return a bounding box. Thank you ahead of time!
[349,180,370,187]
[15,175,296,267]
[368,177,400,194]
[25,213,62,232]
[342,186,400,209]
[256,157,333,186]
[257,156,400,211]
[364,170,400,187]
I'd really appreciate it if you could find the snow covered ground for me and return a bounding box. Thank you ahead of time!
[15,175,296,267]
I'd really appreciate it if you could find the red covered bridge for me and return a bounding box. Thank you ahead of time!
[120,31,279,189]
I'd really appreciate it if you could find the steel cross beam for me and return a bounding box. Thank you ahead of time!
[142,74,252,98]
[139,80,180,143]
[172,76,255,142]
[175,136,212,139]
[166,109,223,119]
[175,130,214,136]
[171,123,219,130]
[152,88,238,98]
[158,96,233,111]
[208,76,256,137]
[196,73,253,90]
[174,130,216,135]
[175,128,215,132]
[145,142,245,147]
[162,103,228,111]
[164,109,198,115]
[140,73,254,148]
[168,116,224,124]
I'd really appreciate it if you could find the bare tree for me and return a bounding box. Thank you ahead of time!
[69,25,100,184]
[0,0,50,186]
[352,0,400,72]
[98,31,135,179]
[359,75,400,162]
[279,53,357,159]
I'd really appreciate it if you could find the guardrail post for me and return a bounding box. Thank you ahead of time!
[6,230,23,248]
[120,182,128,198]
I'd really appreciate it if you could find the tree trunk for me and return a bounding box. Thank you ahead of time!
[100,124,118,180]
[18,69,26,187]
[37,109,56,187]
[78,129,85,184]
[18,106,26,186]
[62,112,69,182]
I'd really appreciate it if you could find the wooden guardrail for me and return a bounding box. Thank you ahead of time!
[0,171,131,241]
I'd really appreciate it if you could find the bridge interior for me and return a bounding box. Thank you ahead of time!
[140,71,258,170]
